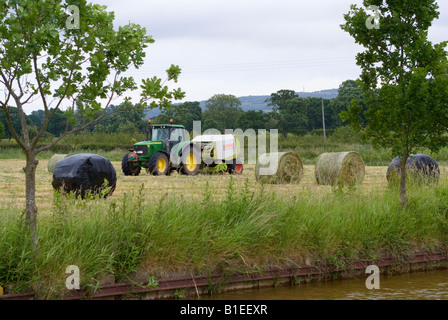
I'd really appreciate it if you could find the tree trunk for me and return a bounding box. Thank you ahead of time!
[24,152,39,248]
[399,155,408,208]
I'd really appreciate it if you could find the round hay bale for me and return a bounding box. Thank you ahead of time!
[48,154,70,173]
[386,154,440,184]
[52,153,117,199]
[315,151,365,186]
[255,152,303,184]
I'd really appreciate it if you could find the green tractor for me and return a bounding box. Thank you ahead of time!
[122,120,201,176]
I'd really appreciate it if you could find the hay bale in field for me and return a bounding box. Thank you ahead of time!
[52,153,116,199]
[386,154,440,184]
[315,151,365,186]
[48,154,70,173]
[255,152,303,184]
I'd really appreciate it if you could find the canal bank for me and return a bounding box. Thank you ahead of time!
[1,251,447,300]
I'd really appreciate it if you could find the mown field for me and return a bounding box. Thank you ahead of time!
[0,158,399,214]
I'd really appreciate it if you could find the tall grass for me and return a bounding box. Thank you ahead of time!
[1,177,448,298]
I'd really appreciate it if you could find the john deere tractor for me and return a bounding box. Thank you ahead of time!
[122,120,244,176]
[122,120,201,176]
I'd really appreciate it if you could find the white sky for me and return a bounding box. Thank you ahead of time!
[95,0,447,103]
[23,0,448,112]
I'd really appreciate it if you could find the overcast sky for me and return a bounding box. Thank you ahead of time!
[27,1,448,112]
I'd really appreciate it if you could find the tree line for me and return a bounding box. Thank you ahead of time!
[0,79,363,141]
[152,79,364,138]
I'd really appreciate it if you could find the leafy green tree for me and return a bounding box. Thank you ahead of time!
[0,0,184,246]
[0,107,25,139]
[117,122,140,135]
[265,112,281,131]
[266,90,307,138]
[340,0,448,207]
[29,110,45,128]
[93,102,146,134]
[154,101,202,132]
[28,108,68,137]
[153,113,172,125]
[300,97,334,132]
[236,110,267,130]
[202,118,221,132]
[330,80,364,127]
[46,108,69,137]
[175,102,202,132]
[202,94,243,132]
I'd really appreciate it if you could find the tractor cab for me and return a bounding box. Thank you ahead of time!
[146,120,187,153]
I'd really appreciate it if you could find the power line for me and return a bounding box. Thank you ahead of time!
[124,56,357,75]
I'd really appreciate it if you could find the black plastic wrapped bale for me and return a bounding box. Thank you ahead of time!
[52,153,117,198]
[386,154,440,184]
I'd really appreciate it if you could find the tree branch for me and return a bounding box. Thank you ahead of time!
[34,73,119,155]
[0,104,27,150]
[0,69,30,147]
[31,46,81,148]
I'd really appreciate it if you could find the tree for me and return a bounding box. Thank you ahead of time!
[92,102,146,134]
[152,113,171,126]
[0,120,4,139]
[301,97,334,132]
[236,110,267,130]
[0,0,184,247]
[202,94,243,132]
[46,108,69,137]
[330,80,364,127]
[266,90,307,138]
[0,107,24,139]
[202,118,221,132]
[340,0,448,207]
[28,110,45,129]
[154,101,202,132]
[174,102,202,132]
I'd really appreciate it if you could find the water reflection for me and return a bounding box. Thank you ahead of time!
[203,269,448,300]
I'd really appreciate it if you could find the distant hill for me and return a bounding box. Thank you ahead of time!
[145,88,338,119]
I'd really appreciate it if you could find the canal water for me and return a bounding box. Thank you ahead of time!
[204,269,448,300]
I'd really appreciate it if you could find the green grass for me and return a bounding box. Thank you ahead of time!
[1,177,448,298]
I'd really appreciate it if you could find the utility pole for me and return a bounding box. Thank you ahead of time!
[322,98,327,144]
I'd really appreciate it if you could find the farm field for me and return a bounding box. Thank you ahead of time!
[2,157,448,297]
[0,158,413,213]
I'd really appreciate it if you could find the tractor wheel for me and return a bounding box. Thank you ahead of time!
[148,152,170,176]
[180,146,200,176]
[122,152,141,176]
[228,159,244,175]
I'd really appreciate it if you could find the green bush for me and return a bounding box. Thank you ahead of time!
[312,128,335,136]
[329,126,361,144]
